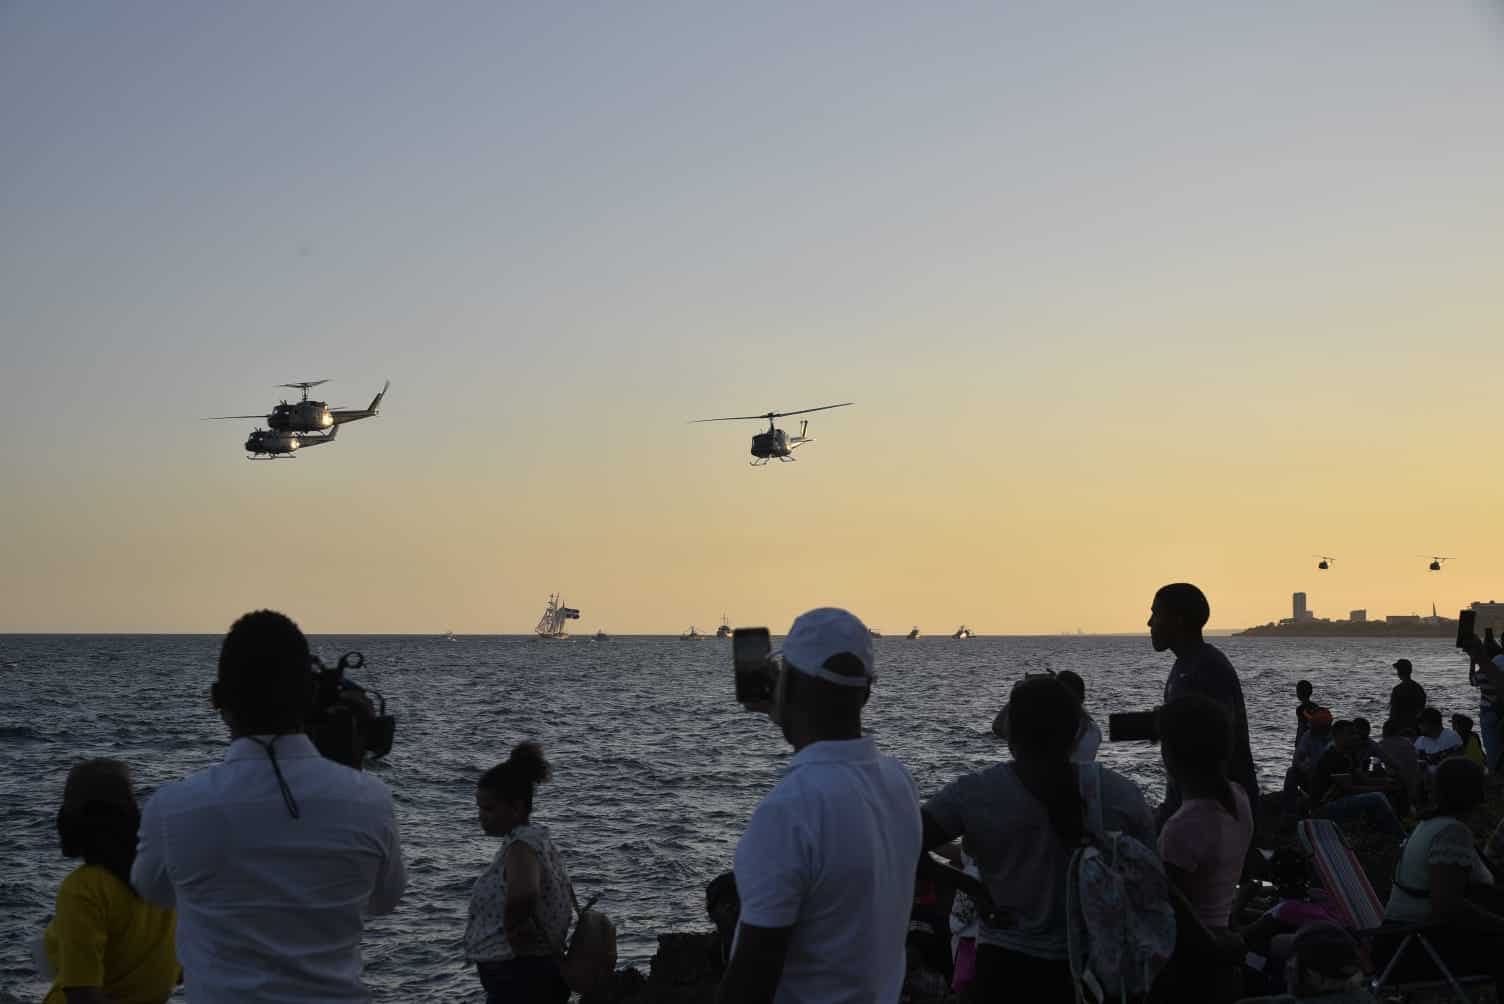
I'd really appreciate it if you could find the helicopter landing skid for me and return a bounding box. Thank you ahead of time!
[246,455,296,461]
[749,456,795,466]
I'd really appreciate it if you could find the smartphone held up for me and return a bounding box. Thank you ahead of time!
[733,627,776,705]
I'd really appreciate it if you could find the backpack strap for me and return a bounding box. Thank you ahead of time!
[1080,762,1105,843]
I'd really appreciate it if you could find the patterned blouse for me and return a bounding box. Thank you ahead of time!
[465,823,573,963]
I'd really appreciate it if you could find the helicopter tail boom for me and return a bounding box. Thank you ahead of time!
[330,380,389,424]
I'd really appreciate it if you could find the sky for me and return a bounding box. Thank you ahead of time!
[2,3,1503,634]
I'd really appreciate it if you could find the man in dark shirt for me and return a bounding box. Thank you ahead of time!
[1388,659,1426,733]
[1150,582,1259,824]
[1308,720,1405,837]
[1295,679,1319,744]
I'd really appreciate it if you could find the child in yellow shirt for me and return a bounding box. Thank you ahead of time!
[41,759,179,1004]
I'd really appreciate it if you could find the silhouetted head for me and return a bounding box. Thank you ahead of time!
[705,872,740,940]
[775,608,874,748]
[1330,720,1355,752]
[476,742,550,836]
[56,759,141,893]
[1288,923,1364,995]
[1353,717,1370,740]
[1432,758,1486,817]
[1297,680,1313,700]
[1148,583,1210,652]
[1056,670,1086,705]
[1381,718,1402,738]
[1418,707,1443,739]
[212,610,313,735]
[1007,676,1084,846]
[1269,847,1313,900]
[1159,694,1232,790]
[1452,713,1475,738]
[1394,658,1413,680]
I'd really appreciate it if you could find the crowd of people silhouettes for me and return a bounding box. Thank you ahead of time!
[30,590,1504,1003]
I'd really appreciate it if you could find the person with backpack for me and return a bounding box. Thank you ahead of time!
[922,676,1162,1002]
[465,743,576,1004]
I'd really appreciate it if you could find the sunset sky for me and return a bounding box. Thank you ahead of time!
[3,3,1502,634]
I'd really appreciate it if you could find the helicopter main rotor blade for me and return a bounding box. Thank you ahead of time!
[204,414,271,420]
[689,413,776,424]
[279,379,329,389]
[767,402,854,419]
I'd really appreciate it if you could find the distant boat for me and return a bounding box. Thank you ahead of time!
[715,615,732,640]
[535,593,580,640]
[906,627,920,640]
[594,629,609,641]
[444,630,457,643]
[680,626,704,641]
[952,625,974,640]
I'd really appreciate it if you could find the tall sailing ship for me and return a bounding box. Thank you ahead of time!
[716,615,732,639]
[535,593,580,640]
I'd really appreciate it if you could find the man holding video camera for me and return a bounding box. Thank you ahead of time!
[717,608,922,1004]
[132,610,407,1002]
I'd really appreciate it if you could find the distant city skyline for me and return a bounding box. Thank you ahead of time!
[3,4,1504,633]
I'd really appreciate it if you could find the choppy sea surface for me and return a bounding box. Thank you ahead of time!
[0,633,1484,1001]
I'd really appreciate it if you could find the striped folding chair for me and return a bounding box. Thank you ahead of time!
[1297,818,1488,1001]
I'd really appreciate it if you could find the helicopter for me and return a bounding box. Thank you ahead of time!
[1315,555,1334,570]
[1425,556,1453,572]
[208,379,389,433]
[691,402,853,465]
[245,423,337,460]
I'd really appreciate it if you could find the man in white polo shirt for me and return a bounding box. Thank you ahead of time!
[132,610,406,1002]
[716,607,922,1004]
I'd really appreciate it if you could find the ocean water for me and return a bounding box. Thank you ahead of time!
[0,633,1483,1001]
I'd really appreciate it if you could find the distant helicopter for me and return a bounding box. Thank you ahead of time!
[1426,556,1453,572]
[1315,555,1334,570]
[691,402,853,465]
[245,423,337,460]
[208,379,389,433]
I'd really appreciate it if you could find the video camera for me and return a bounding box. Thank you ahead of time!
[308,651,396,768]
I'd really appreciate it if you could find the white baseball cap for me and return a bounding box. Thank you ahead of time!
[781,607,876,688]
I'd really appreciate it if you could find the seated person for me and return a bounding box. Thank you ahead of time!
[705,872,739,968]
[1309,721,1405,838]
[1414,707,1464,768]
[1241,850,1342,992]
[1379,758,1504,993]
[1236,922,1377,1003]
[1453,713,1486,767]
[1373,718,1422,816]
[1283,709,1334,814]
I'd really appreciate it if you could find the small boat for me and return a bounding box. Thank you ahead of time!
[594,629,609,641]
[715,615,732,639]
[680,626,704,641]
[535,593,580,640]
[952,625,974,640]
[444,630,457,643]
[906,627,920,640]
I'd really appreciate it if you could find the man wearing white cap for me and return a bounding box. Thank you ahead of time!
[716,607,922,1004]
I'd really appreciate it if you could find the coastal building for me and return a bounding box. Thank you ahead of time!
[1386,614,1421,627]
[1349,609,1367,623]
[1293,592,1314,623]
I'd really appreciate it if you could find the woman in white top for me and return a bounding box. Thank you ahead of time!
[1381,758,1504,992]
[465,743,575,1004]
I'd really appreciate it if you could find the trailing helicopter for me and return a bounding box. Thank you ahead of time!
[208,379,389,433]
[1425,556,1452,572]
[691,402,853,465]
[245,423,337,460]
[1315,555,1334,570]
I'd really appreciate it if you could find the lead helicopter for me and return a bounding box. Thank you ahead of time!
[208,379,389,433]
[245,423,337,460]
[691,402,853,465]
